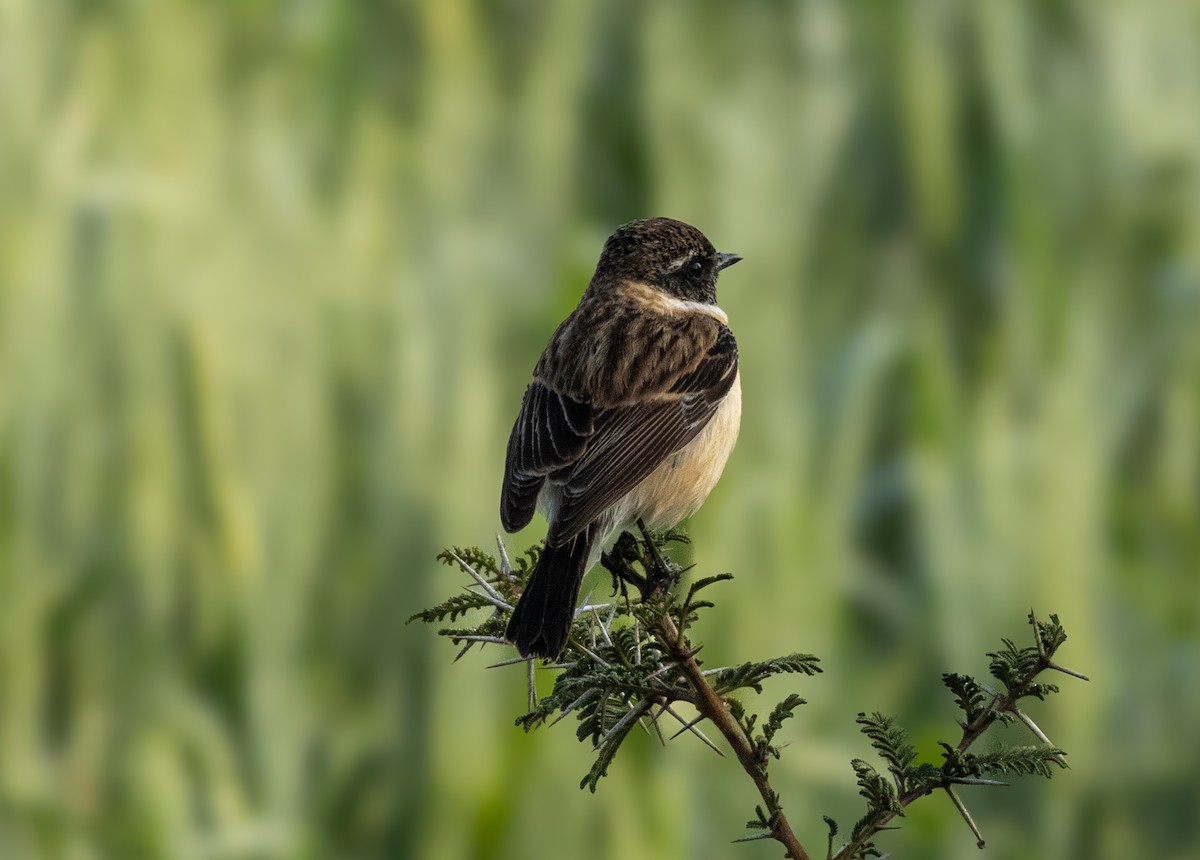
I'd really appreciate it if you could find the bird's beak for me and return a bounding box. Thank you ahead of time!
[716,252,742,271]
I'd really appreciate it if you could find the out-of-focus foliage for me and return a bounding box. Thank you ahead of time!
[0,1,1197,859]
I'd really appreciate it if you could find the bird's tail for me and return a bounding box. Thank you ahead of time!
[506,527,594,659]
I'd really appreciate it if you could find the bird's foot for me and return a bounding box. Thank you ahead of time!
[635,519,677,592]
[602,531,645,597]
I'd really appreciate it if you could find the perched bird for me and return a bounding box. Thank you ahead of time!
[501,217,742,658]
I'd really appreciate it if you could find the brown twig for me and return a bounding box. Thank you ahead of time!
[656,610,812,860]
[829,701,1006,858]
[830,617,1081,860]
[634,520,812,860]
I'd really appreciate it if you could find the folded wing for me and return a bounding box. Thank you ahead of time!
[500,312,738,545]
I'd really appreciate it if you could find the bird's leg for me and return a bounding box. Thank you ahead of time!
[601,531,645,600]
[636,518,676,594]
[602,554,632,604]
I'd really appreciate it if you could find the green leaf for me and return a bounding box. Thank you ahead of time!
[856,712,917,792]
[849,758,900,840]
[969,746,1068,779]
[943,672,990,725]
[407,590,497,624]
[710,653,822,695]
[987,638,1042,694]
[684,573,734,606]
[436,546,501,577]
[763,694,806,743]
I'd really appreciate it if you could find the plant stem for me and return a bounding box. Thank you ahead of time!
[831,659,1050,859]
[629,522,810,859]
[654,610,812,860]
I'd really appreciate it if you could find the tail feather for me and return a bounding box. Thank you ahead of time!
[506,528,594,659]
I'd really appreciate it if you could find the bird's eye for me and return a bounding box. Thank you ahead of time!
[687,258,704,275]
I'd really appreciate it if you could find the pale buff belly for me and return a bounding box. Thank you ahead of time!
[557,371,742,566]
[611,371,741,533]
[536,373,742,566]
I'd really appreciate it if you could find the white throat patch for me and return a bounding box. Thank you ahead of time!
[657,294,729,324]
[623,280,730,325]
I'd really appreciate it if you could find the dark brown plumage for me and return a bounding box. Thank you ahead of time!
[502,218,742,659]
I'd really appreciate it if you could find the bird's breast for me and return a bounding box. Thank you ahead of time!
[618,370,742,532]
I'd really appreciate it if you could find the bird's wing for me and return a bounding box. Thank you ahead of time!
[500,382,594,533]
[500,300,739,541]
[544,321,738,546]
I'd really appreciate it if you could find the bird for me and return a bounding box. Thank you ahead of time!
[500,217,743,659]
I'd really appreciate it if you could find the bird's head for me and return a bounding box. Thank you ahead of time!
[593,217,741,305]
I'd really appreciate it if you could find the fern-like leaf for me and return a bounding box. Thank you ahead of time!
[407,591,497,624]
[943,672,990,725]
[969,746,1068,779]
[849,758,900,840]
[710,653,822,695]
[763,694,806,743]
[856,712,918,790]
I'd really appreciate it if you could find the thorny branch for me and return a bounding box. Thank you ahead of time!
[413,534,1085,860]
[627,520,812,860]
[830,610,1087,859]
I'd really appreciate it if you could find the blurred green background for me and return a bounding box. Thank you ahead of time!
[2,1,1199,858]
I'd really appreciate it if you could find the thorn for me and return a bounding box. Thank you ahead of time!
[527,658,537,712]
[575,589,596,615]
[732,833,775,843]
[578,590,598,647]
[550,689,600,727]
[576,602,615,613]
[568,637,611,668]
[446,549,511,609]
[459,584,510,612]
[1014,708,1053,745]
[642,659,682,684]
[591,607,613,647]
[1046,661,1090,682]
[634,711,656,738]
[598,698,655,747]
[634,618,642,665]
[495,534,514,578]
[1030,608,1047,660]
[662,704,723,756]
[952,778,1011,787]
[453,641,475,663]
[944,786,985,849]
[485,656,528,669]
[644,705,668,746]
[452,634,509,645]
[667,710,707,740]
